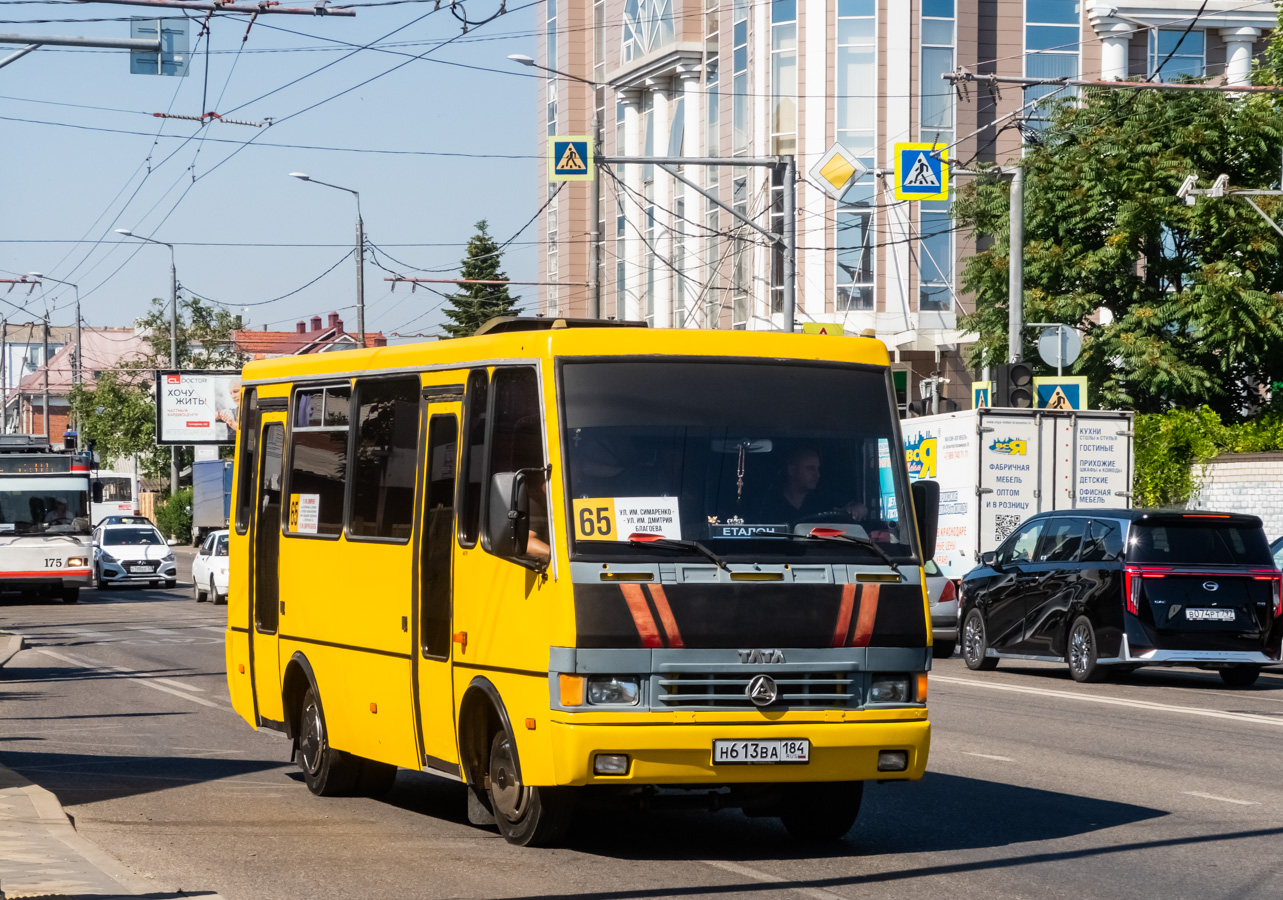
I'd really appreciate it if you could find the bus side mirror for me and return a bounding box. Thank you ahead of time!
[92,481,104,504]
[911,480,940,561]
[488,472,530,559]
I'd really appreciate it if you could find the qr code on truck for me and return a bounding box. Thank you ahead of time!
[994,514,1021,543]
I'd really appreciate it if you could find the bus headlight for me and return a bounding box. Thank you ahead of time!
[587,676,640,706]
[66,557,88,567]
[869,676,910,704]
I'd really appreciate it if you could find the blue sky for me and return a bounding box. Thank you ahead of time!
[1,0,540,340]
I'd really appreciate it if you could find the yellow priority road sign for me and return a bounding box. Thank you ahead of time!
[802,322,845,336]
[549,136,593,181]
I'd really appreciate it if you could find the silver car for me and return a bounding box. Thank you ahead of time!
[926,558,959,659]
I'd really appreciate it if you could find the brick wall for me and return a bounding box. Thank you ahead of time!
[1189,452,1283,538]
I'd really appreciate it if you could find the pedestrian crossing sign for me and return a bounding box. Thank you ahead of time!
[549,136,593,182]
[972,381,992,408]
[894,143,948,201]
[1033,376,1087,410]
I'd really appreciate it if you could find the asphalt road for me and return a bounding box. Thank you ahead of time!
[4,563,1283,899]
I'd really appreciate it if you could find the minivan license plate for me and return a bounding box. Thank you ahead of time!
[713,739,809,764]
[1186,608,1235,621]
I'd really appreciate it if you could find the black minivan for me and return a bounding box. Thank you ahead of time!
[959,510,1282,687]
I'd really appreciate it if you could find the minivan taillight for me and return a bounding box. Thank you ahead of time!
[1123,565,1168,615]
[1251,569,1283,617]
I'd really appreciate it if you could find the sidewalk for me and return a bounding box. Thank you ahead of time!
[0,643,224,899]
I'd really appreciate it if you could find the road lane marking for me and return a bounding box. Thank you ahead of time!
[963,752,1014,762]
[932,675,1283,729]
[700,860,850,900]
[1184,791,1259,806]
[152,677,205,692]
[35,649,224,710]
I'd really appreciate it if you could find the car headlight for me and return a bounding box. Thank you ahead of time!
[99,551,118,564]
[587,676,640,706]
[869,676,910,704]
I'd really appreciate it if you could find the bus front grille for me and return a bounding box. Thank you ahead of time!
[655,672,857,709]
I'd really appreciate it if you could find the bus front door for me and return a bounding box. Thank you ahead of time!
[250,419,286,726]
[414,400,462,774]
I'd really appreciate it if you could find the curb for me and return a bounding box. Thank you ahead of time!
[0,632,22,668]
[0,762,226,899]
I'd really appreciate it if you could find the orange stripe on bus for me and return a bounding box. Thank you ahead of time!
[646,584,684,649]
[832,583,856,647]
[620,583,663,648]
[850,584,880,647]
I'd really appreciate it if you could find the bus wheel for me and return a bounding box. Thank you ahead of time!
[486,731,573,847]
[778,781,863,842]
[60,587,80,604]
[298,686,360,796]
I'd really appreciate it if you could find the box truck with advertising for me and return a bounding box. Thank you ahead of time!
[902,408,1135,579]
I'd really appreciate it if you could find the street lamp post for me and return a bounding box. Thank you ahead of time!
[115,228,179,496]
[289,173,365,345]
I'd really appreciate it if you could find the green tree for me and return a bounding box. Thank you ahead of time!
[69,295,245,484]
[441,220,522,338]
[67,370,168,476]
[953,86,1283,419]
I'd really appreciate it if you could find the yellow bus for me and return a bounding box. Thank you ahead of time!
[225,318,939,846]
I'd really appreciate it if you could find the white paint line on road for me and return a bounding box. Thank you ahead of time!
[35,649,224,710]
[198,626,227,633]
[933,675,1283,730]
[130,628,180,636]
[962,752,1014,762]
[1184,791,1259,806]
[700,860,849,900]
[152,677,205,693]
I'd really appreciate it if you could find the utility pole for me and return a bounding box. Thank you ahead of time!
[1009,165,1024,364]
[587,106,602,318]
[2,321,8,434]
[41,317,49,439]
[355,212,365,345]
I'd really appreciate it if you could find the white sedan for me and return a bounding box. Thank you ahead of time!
[192,529,229,604]
[94,523,178,589]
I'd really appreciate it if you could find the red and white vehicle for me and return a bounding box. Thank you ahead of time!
[0,436,94,603]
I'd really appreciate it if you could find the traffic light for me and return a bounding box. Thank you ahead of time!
[994,362,1034,408]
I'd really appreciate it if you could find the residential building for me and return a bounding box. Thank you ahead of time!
[535,0,1275,409]
[10,328,149,443]
[235,312,388,359]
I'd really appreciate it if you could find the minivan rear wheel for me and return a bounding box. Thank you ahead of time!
[1219,665,1261,688]
[962,609,997,671]
[1067,616,1107,683]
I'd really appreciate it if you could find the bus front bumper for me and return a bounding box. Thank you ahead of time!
[547,716,930,786]
[0,568,93,589]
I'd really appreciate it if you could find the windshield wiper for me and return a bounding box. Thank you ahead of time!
[765,528,903,576]
[627,532,733,572]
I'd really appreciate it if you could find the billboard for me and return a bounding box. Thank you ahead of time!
[156,370,242,445]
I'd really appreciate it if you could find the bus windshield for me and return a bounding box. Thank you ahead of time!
[0,477,91,535]
[560,360,915,563]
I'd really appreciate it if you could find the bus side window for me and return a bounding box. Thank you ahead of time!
[422,414,458,659]
[287,385,350,536]
[350,377,419,540]
[234,388,259,535]
[457,369,489,547]
[484,367,547,558]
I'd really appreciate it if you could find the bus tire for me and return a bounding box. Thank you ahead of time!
[298,686,360,797]
[60,587,80,604]
[962,609,998,671]
[486,731,573,847]
[779,781,863,842]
